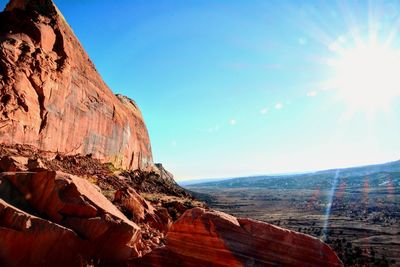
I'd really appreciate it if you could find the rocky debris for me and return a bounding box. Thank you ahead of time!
[27,157,46,170]
[0,155,28,171]
[114,186,172,232]
[155,163,175,183]
[0,144,190,202]
[132,208,343,267]
[114,187,152,222]
[0,147,197,264]
[0,0,152,170]
[120,169,189,198]
[136,223,167,256]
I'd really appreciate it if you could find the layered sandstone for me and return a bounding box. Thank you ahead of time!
[0,0,152,170]
[133,208,343,267]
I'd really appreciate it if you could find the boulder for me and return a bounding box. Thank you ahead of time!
[0,156,28,171]
[0,171,141,266]
[0,199,83,267]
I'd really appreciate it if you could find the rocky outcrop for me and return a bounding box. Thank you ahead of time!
[155,163,175,183]
[0,170,142,266]
[133,208,343,267]
[0,0,152,170]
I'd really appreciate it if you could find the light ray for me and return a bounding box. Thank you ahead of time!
[322,170,340,241]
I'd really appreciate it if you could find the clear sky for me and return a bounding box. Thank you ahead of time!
[2,0,400,180]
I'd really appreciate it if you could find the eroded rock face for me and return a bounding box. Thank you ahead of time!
[0,170,141,266]
[0,0,152,170]
[133,208,343,267]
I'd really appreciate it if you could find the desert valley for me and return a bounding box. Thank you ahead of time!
[187,162,400,266]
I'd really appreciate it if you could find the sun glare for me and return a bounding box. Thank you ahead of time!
[328,42,400,113]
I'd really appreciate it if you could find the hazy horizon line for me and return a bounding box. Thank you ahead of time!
[178,157,400,184]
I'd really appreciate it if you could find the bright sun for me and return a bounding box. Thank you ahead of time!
[328,42,400,113]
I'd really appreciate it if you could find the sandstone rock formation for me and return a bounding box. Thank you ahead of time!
[0,170,141,266]
[0,144,194,264]
[133,208,343,267]
[0,0,152,170]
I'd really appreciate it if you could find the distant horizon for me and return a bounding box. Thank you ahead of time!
[3,1,400,180]
[178,157,400,183]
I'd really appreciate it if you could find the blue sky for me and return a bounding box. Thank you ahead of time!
[2,0,400,180]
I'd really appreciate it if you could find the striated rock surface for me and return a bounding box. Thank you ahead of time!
[133,208,343,267]
[0,0,152,170]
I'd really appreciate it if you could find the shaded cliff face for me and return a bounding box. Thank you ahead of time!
[0,0,152,170]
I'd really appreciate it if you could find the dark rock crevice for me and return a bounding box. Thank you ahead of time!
[27,75,47,133]
[52,27,67,71]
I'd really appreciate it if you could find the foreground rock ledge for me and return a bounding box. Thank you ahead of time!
[133,208,343,267]
[0,170,141,266]
[0,199,83,267]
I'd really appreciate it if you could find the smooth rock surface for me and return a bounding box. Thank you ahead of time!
[133,208,343,267]
[0,0,152,170]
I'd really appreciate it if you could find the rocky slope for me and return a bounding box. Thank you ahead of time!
[0,0,152,170]
[0,1,343,266]
[0,145,201,266]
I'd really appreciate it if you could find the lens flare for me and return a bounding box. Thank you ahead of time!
[322,170,340,241]
[328,43,400,115]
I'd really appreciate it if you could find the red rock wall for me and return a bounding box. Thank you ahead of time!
[0,0,153,170]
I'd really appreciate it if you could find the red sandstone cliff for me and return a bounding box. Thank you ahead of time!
[0,1,343,266]
[0,0,152,170]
